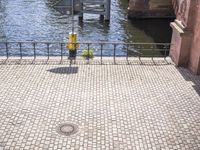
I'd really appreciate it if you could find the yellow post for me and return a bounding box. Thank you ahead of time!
[66,32,79,50]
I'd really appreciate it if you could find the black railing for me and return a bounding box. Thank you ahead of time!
[0,41,171,63]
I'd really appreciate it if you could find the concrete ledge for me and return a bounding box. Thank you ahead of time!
[170,20,192,36]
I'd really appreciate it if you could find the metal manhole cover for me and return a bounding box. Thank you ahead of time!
[56,123,79,136]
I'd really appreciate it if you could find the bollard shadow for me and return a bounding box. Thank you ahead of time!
[176,67,200,96]
[47,67,78,74]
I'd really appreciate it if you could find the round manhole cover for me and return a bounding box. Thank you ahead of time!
[56,123,79,136]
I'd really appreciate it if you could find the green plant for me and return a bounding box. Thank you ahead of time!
[81,49,94,59]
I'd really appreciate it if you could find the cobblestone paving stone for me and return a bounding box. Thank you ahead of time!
[0,59,200,150]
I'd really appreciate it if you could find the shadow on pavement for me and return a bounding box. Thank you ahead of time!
[177,67,200,96]
[47,67,78,74]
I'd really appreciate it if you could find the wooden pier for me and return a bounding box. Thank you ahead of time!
[79,0,111,21]
[53,0,111,21]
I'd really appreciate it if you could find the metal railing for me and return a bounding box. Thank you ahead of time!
[0,41,171,64]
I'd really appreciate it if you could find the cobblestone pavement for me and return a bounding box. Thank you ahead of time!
[0,59,200,150]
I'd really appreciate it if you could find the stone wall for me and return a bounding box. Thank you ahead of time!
[128,0,175,18]
[189,4,200,74]
[170,0,200,75]
[128,0,200,74]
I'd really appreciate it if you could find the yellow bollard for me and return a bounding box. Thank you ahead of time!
[66,32,79,51]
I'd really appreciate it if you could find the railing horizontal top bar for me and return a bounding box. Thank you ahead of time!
[0,41,171,45]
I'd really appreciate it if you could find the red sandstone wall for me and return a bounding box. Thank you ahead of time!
[128,0,174,18]
[170,0,193,67]
[170,0,200,74]
[172,0,190,27]
[189,2,200,74]
[170,25,182,65]
[128,0,148,10]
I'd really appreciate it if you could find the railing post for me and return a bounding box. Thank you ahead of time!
[75,43,77,64]
[87,43,90,64]
[138,45,141,62]
[19,42,22,59]
[100,44,103,65]
[6,42,9,59]
[126,44,129,62]
[47,43,50,60]
[152,44,154,60]
[164,44,168,58]
[114,44,116,64]
[33,43,36,60]
[61,43,63,61]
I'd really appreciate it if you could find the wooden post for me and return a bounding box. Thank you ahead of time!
[79,0,83,20]
[105,0,111,21]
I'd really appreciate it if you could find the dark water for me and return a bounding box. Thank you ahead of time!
[0,0,173,56]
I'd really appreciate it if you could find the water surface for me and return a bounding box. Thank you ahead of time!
[0,0,173,56]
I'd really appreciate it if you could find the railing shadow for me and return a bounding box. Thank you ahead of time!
[176,67,200,96]
[47,67,78,74]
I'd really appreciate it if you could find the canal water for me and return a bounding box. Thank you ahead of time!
[0,0,173,56]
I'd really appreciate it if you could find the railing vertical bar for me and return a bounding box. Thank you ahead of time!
[114,44,116,64]
[164,44,167,58]
[47,43,50,60]
[33,43,36,59]
[74,43,77,64]
[126,44,129,62]
[6,42,9,59]
[19,42,22,59]
[152,44,154,60]
[87,43,90,64]
[100,44,103,65]
[61,43,63,61]
[138,45,141,61]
